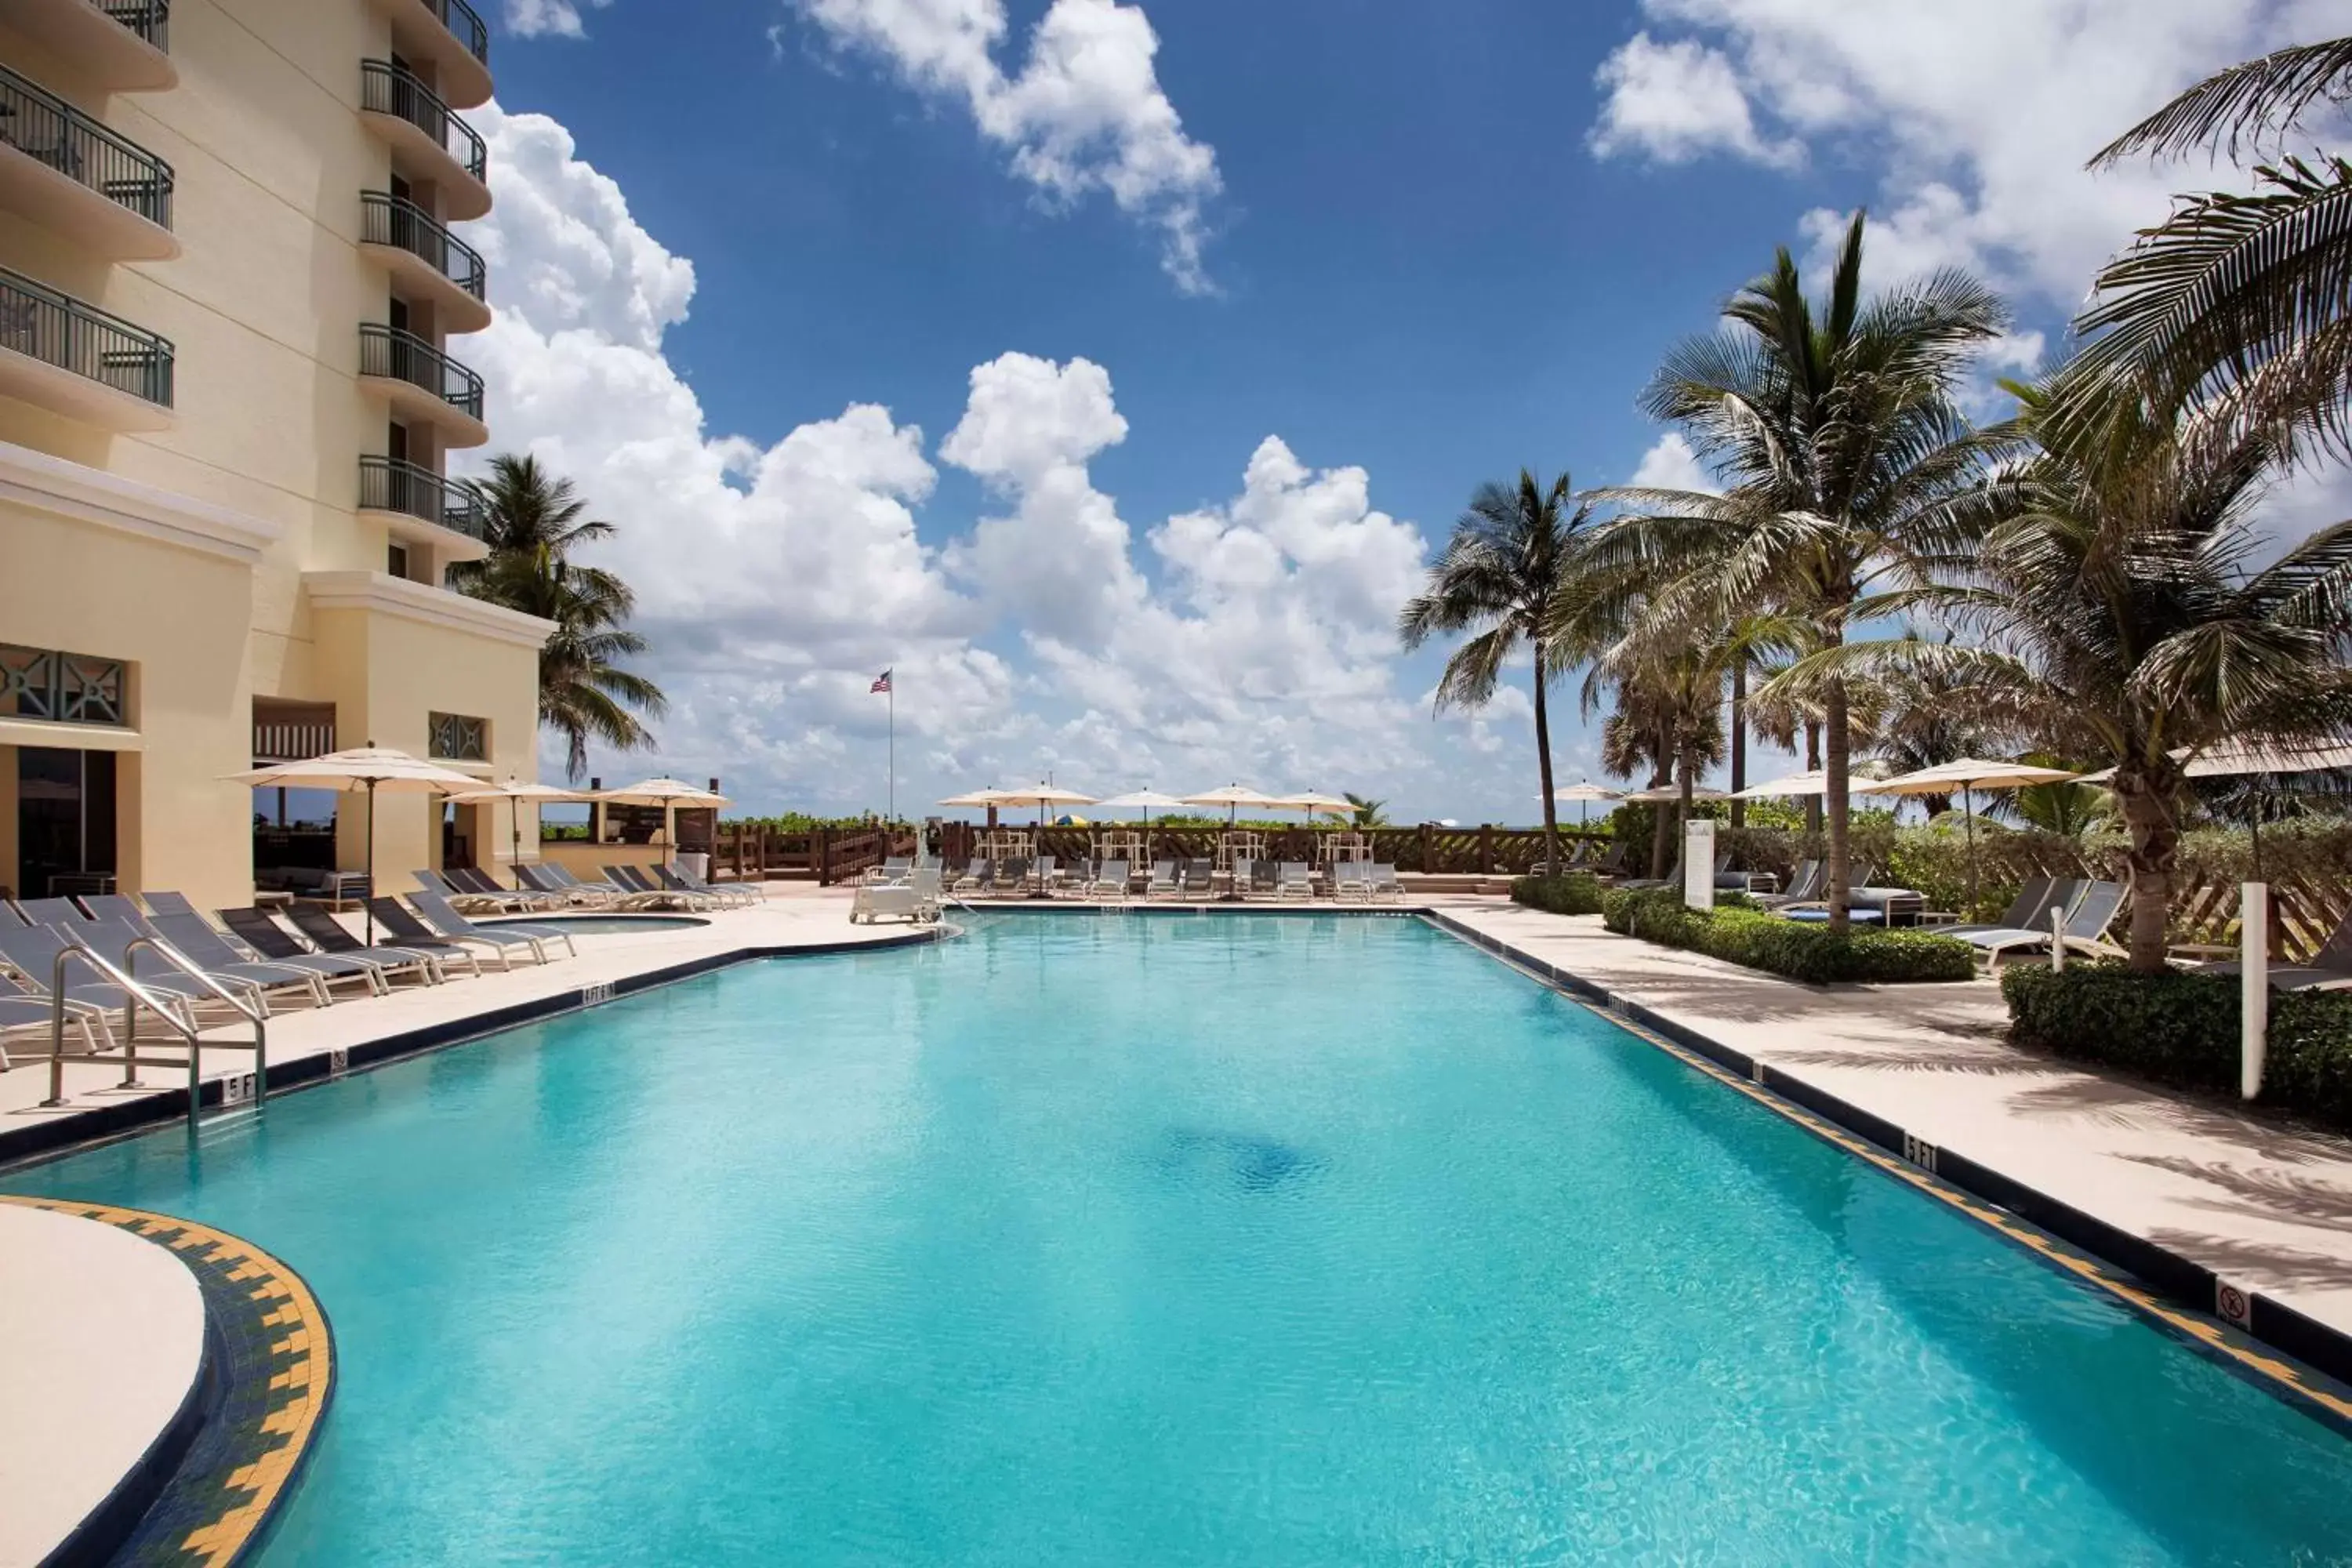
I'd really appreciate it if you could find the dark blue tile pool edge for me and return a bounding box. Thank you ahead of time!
[0,925,956,1173]
[1416,909,2352,1431]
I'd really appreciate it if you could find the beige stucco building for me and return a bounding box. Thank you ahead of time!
[0,0,550,909]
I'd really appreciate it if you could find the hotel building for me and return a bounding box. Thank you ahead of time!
[0,0,549,908]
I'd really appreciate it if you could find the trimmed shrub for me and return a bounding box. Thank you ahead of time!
[1601,887,1974,985]
[1510,873,1605,916]
[2002,964,2352,1131]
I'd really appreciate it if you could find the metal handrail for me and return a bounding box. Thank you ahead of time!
[359,60,485,184]
[0,61,174,229]
[0,263,174,407]
[419,0,489,66]
[359,190,485,300]
[42,934,267,1123]
[359,323,482,419]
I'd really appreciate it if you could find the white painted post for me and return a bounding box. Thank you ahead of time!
[2050,904,2066,972]
[2242,882,2268,1101]
[1684,818,1716,912]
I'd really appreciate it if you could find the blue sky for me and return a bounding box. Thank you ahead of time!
[459,0,2329,821]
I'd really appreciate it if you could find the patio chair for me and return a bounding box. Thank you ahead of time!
[0,974,111,1065]
[1181,859,1215,898]
[222,906,437,988]
[645,865,728,910]
[12,896,89,927]
[1755,860,1824,909]
[285,901,476,978]
[425,866,543,914]
[1276,862,1312,899]
[1331,861,1370,902]
[993,857,1033,895]
[407,886,576,960]
[600,866,684,909]
[147,909,380,1000]
[1369,864,1403,903]
[0,924,205,1030]
[951,858,990,894]
[1145,859,1179,898]
[864,856,913,885]
[1935,877,2066,938]
[139,891,199,919]
[1088,859,1131,901]
[2198,905,2352,990]
[367,898,541,971]
[670,864,758,908]
[68,904,331,1011]
[514,862,598,907]
[1590,842,1631,880]
[1961,880,2128,964]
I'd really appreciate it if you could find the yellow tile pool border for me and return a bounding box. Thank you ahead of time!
[1421,911,2352,1436]
[0,1194,335,1566]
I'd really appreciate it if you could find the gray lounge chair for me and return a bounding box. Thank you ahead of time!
[372,897,563,968]
[220,906,441,988]
[1276,862,1312,899]
[1181,859,1214,898]
[1145,859,1179,898]
[1940,877,2068,939]
[1087,859,1131,900]
[1756,860,1823,909]
[2201,906,2352,990]
[407,885,576,958]
[285,901,474,978]
[670,865,757,907]
[0,973,111,1064]
[1962,880,2128,964]
[11,895,89,927]
[146,909,377,1000]
[422,866,543,914]
[0,922,204,1029]
[85,909,334,1010]
[1370,863,1403,903]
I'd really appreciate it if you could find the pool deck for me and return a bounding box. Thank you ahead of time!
[8,885,2352,1556]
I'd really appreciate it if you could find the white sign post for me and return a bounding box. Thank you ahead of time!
[1684,818,1716,912]
[2242,882,2268,1101]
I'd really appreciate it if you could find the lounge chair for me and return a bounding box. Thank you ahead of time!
[1033,855,1062,895]
[644,865,727,910]
[423,866,541,914]
[602,865,685,909]
[1755,860,1823,909]
[992,858,1033,896]
[139,891,199,919]
[1961,880,2128,964]
[1087,859,1131,901]
[221,906,440,988]
[0,923,204,1030]
[406,886,577,959]
[1936,877,2066,939]
[1276,862,1312,900]
[75,906,335,1010]
[671,864,758,908]
[285,901,475,978]
[147,909,382,1000]
[0,974,111,1065]
[950,858,990,894]
[1331,861,1370,902]
[2199,905,2352,990]
[864,857,913,885]
[1181,859,1214,899]
[1369,863,1403,903]
[1145,859,1179,899]
[12,895,89,927]
[1247,859,1279,900]
[524,862,627,909]
[1589,842,1631,880]
[367,898,534,971]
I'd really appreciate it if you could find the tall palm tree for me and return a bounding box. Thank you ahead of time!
[2077,36,2352,463]
[1805,373,2352,971]
[1342,792,1388,828]
[1587,212,2009,928]
[455,456,666,781]
[1400,471,1594,875]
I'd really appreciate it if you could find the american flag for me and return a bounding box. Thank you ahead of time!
[870,669,892,694]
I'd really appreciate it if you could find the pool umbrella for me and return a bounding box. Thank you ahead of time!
[1550,780,1622,829]
[985,783,1098,829]
[2083,741,2352,877]
[1181,783,1285,826]
[599,777,731,870]
[446,779,592,891]
[938,789,1002,809]
[1624,782,1732,804]
[229,745,485,943]
[1729,764,1894,800]
[1875,758,2079,913]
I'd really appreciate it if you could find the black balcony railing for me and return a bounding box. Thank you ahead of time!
[360,190,485,302]
[0,63,173,230]
[359,455,484,539]
[420,0,488,67]
[0,264,172,407]
[360,324,483,422]
[100,0,169,50]
[360,60,485,185]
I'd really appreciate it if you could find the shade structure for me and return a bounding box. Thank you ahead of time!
[446,778,592,889]
[987,782,1097,827]
[1875,758,2081,913]
[1731,765,1894,800]
[1093,789,1187,844]
[1181,783,1284,826]
[229,746,486,942]
[937,789,1004,808]
[599,777,731,869]
[2074,741,2352,877]
[1267,791,1356,820]
[1548,780,1622,829]
[1624,782,1732,804]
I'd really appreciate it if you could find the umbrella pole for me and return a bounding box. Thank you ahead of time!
[510,800,521,888]
[365,778,377,946]
[1963,784,1979,918]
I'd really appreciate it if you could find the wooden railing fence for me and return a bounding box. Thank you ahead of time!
[713,824,919,885]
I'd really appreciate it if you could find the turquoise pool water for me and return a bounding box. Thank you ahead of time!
[9,916,2351,1563]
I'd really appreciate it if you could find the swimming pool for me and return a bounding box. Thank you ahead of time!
[9,916,2350,1563]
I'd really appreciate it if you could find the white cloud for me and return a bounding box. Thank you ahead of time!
[453,107,1560,815]
[1627,431,1716,494]
[505,0,610,39]
[1591,2,2308,307]
[790,0,1221,292]
[1589,31,1802,169]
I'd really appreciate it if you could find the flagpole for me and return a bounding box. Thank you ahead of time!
[887,678,895,826]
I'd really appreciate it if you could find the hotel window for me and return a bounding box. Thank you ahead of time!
[427,710,488,761]
[0,642,128,727]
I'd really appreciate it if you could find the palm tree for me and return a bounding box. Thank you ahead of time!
[1805,373,2352,971]
[1588,212,2009,928]
[1342,792,1388,828]
[456,456,666,780]
[2077,36,2352,463]
[1399,471,1595,876]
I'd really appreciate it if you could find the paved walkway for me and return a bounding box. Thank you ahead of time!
[1438,903,2352,1347]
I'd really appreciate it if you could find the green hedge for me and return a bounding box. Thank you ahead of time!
[1510,873,1605,915]
[1601,887,1975,985]
[2002,964,2352,1131]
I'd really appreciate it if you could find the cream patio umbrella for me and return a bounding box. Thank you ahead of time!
[598,777,731,871]
[987,782,1098,829]
[1551,780,1623,829]
[229,744,486,942]
[1181,783,1286,826]
[1730,761,1895,799]
[1875,757,2079,913]
[2080,741,2352,877]
[1094,789,1187,862]
[446,778,592,890]
[1624,782,1733,804]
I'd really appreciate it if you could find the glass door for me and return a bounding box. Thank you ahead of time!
[16,746,116,897]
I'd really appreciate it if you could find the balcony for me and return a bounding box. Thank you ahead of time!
[358,323,486,446]
[358,190,489,333]
[1,1,174,93]
[0,64,176,260]
[0,264,172,430]
[358,454,488,560]
[363,0,491,111]
[358,60,488,221]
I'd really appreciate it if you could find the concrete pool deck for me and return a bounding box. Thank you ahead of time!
[6,886,2352,1557]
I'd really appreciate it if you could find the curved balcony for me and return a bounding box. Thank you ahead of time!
[2,1,174,93]
[0,264,172,430]
[0,64,176,260]
[358,60,488,221]
[358,455,488,561]
[358,324,486,447]
[358,190,489,333]
[363,0,490,110]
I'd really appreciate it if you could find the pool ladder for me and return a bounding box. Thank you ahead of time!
[38,931,269,1126]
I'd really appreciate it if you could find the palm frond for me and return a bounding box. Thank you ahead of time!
[2091,36,2352,166]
